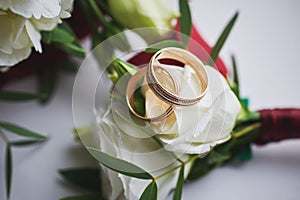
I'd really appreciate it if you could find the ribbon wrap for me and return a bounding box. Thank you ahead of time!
[256,109,300,144]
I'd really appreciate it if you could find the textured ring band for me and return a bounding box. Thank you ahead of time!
[126,66,177,122]
[147,47,208,106]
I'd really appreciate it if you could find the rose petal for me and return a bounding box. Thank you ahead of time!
[25,21,42,53]
[145,65,240,154]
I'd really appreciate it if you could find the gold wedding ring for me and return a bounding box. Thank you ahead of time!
[126,47,208,122]
[126,67,177,122]
[147,47,208,106]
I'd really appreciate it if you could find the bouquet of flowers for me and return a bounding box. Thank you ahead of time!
[0,0,299,200]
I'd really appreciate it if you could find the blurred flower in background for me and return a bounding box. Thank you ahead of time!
[108,0,179,43]
[0,0,74,68]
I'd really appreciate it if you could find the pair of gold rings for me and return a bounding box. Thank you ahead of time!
[126,47,208,122]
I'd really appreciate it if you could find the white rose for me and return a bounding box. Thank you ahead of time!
[145,64,241,154]
[89,60,240,199]
[94,107,192,200]
[0,0,73,68]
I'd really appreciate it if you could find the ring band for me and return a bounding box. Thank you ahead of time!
[147,47,208,106]
[126,66,177,122]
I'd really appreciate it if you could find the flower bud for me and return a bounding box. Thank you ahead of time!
[107,0,179,43]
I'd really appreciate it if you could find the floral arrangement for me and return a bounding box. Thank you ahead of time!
[0,0,299,200]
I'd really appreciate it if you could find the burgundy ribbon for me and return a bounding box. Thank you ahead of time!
[256,109,300,144]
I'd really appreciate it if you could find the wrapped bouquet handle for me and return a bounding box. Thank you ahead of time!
[256,108,300,144]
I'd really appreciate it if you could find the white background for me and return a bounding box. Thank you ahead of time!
[1,0,300,199]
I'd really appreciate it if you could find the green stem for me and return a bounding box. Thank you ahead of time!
[88,0,110,28]
[78,0,99,35]
[233,122,261,139]
[154,154,199,181]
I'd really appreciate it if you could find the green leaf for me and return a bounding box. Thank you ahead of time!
[173,166,185,200]
[59,168,101,191]
[11,139,45,147]
[5,145,12,200]
[42,26,75,44]
[187,157,211,181]
[179,0,192,45]
[231,55,239,96]
[236,144,253,161]
[0,122,47,139]
[209,12,239,65]
[87,147,153,180]
[60,193,102,200]
[145,40,185,53]
[58,22,77,37]
[55,42,86,58]
[0,91,45,102]
[37,66,58,104]
[139,181,158,200]
[207,150,231,165]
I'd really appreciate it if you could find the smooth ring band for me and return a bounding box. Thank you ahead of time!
[126,67,178,122]
[147,47,208,106]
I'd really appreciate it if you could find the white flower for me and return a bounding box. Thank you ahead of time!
[0,0,73,68]
[145,64,241,154]
[89,61,240,199]
[94,108,192,200]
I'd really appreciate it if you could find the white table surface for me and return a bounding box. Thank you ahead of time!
[1,0,300,200]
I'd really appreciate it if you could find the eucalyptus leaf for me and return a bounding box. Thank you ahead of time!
[179,0,192,45]
[11,139,45,147]
[139,181,158,200]
[59,168,101,191]
[87,147,153,180]
[60,193,102,200]
[209,12,239,65]
[37,66,58,104]
[0,122,47,139]
[173,166,185,200]
[5,145,12,200]
[0,91,45,102]
[145,40,185,53]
